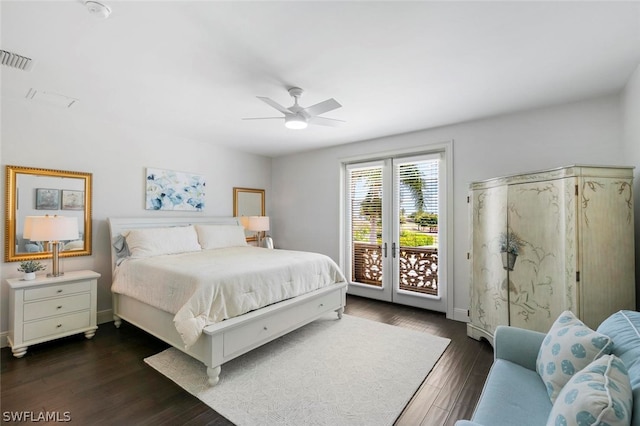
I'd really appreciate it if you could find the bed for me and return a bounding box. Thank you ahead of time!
[108,216,347,386]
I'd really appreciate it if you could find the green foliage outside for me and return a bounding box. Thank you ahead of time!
[353,228,434,247]
[399,230,434,247]
[353,227,371,242]
[410,212,438,227]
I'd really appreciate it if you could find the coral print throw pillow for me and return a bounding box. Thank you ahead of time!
[536,310,613,403]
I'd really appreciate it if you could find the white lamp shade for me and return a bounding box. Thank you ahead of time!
[247,216,270,232]
[22,216,40,239]
[28,216,79,242]
[239,216,250,229]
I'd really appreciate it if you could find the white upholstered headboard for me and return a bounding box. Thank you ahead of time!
[107,216,240,273]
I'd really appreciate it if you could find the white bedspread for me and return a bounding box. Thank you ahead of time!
[111,247,346,347]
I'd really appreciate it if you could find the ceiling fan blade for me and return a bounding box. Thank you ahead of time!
[308,116,346,127]
[257,96,291,115]
[242,117,284,120]
[304,98,341,117]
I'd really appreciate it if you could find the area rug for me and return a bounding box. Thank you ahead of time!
[144,314,450,426]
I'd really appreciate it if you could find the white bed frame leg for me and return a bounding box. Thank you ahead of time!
[207,366,221,386]
[113,315,122,328]
[336,307,344,319]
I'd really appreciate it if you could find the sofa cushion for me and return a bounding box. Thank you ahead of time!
[597,310,640,426]
[472,359,552,426]
[536,310,613,403]
[546,354,633,426]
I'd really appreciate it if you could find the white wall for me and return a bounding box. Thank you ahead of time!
[2,87,635,338]
[622,63,640,307]
[0,97,272,335]
[271,95,626,320]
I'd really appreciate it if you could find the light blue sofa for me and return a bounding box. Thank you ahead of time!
[456,310,640,426]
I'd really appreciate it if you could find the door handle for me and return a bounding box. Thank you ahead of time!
[383,242,387,258]
[392,242,397,258]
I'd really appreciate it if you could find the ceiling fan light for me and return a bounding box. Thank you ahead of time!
[285,115,308,130]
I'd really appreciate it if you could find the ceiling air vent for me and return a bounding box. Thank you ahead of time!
[0,49,33,71]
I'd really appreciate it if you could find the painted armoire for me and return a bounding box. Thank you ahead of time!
[467,165,635,344]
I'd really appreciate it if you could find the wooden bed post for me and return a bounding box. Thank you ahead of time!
[207,366,221,386]
[112,292,122,328]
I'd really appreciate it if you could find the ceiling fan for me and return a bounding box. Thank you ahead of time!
[243,87,344,129]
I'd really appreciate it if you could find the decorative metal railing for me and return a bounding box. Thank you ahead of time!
[352,242,438,296]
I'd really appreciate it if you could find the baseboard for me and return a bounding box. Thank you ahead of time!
[1,310,115,349]
[453,307,469,323]
[97,309,114,325]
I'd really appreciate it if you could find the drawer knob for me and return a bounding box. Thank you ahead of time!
[263,326,268,331]
[57,289,63,293]
[57,306,63,310]
[56,324,62,328]
[319,303,324,307]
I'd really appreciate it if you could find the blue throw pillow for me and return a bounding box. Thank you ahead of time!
[536,310,613,403]
[546,354,633,426]
[597,310,640,426]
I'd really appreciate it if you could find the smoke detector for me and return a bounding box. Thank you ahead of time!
[85,1,111,19]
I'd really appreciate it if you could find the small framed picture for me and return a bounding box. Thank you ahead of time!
[35,188,60,210]
[62,190,84,210]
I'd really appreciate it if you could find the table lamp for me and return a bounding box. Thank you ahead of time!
[239,216,250,229]
[28,215,79,277]
[247,216,270,248]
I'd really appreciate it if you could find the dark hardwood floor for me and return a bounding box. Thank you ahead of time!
[1,295,493,425]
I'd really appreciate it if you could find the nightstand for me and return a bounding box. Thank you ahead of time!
[7,270,100,358]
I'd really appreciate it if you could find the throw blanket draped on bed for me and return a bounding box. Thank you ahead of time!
[112,247,346,347]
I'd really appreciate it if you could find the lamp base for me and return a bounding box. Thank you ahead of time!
[48,241,64,277]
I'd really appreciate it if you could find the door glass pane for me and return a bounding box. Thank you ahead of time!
[395,158,439,296]
[348,164,384,288]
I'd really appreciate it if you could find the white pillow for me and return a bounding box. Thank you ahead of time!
[63,240,84,250]
[547,354,633,426]
[536,310,613,403]
[195,224,248,249]
[124,226,201,258]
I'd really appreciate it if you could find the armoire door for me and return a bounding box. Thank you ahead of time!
[578,174,635,328]
[506,177,577,332]
[469,184,508,338]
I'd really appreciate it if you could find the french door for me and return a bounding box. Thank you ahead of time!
[344,153,445,312]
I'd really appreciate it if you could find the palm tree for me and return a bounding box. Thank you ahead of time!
[355,163,427,243]
[399,164,425,213]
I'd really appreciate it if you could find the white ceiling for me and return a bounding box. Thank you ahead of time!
[2,1,640,157]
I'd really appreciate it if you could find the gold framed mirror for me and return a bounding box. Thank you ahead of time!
[5,165,93,262]
[233,187,265,242]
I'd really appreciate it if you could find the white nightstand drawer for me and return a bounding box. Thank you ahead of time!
[23,311,91,342]
[24,281,91,301]
[24,293,91,321]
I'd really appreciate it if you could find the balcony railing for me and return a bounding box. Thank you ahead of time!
[352,242,438,296]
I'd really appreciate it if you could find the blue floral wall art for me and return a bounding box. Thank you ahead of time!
[145,168,205,211]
